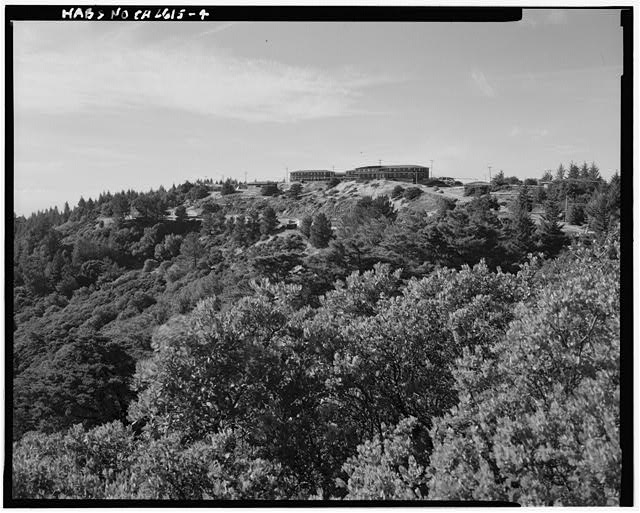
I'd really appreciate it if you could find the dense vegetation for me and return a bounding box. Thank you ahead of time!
[12,165,621,503]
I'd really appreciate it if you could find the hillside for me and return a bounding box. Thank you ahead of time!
[11,169,621,502]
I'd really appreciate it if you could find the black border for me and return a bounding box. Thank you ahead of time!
[6,5,522,21]
[619,6,633,509]
[4,5,633,508]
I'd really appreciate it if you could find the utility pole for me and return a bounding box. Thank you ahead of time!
[430,159,434,178]
[565,193,569,223]
[488,165,492,183]
[244,171,247,184]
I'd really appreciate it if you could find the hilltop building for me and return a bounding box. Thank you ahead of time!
[346,164,429,183]
[289,170,336,182]
[290,164,430,184]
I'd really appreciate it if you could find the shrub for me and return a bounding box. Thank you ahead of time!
[463,183,491,197]
[391,185,405,199]
[403,187,423,200]
[261,183,281,196]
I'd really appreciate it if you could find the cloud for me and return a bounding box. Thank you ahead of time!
[471,70,495,98]
[14,24,397,123]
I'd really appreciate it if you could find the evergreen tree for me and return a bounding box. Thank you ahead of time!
[62,202,71,222]
[555,163,565,181]
[491,169,506,187]
[607,172,620,222]
[310,213,332,248]
[180,232,203,269]
[174,205,188,222]
[579,161,590,179]
[287,183,303,199]
[506,186,536,260]
[567,204,585,225]
[232,216,247,245]
[246,209,261,242]
[541,170,553,182]
[299,215,313,238]
[221,179,236,196]
[537,198,568,258]
[111,194,129,221]
[586,190,613,239]
[260,207,279,236]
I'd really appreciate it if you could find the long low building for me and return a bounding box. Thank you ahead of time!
[346,164,429,183]
[290,170,336,182]
[290,164,430,184]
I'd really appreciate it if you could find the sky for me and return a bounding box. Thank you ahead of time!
[13,9,624,215]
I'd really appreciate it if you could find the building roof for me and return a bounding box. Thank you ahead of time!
[354,164,428,170]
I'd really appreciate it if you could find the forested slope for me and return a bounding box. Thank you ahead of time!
[11,165,622,503]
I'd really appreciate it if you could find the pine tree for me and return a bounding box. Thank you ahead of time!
[299,215,313,238]
[260,207,279,236]
[537,198,568,258]
[607,173,620,222]
[579,161,590,179]
[310,213,332,248]
[507,186,536,260]
[555,163,566,181]
[174,205,188,222]
[586,190,612,239]
[232,216,247,245]
[62,202,71,222]
[180,232,203,269]
[541,170,553,182]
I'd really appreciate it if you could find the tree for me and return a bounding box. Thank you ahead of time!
[555,163,566,181]
[261,183,280,196]
[541,170,553,182]
[287,183,303,199]
[132,195,166,221]
[174,205,188,222]
[427,238,620,506]
[220,180,236,196]
[260,207,279,236]
[537,198,568,258]
[607,173,620,223]
[180,233,204,269]
[339,417,428,499]
[62,202,71,222]
[391,185,405,199]
[491,170,506,187]
[567,204,585,225]
[586,190,613,239]
[505,186,536,261]
[309,213,333,248]
[14,336,135,438]
[299,215,313,238]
